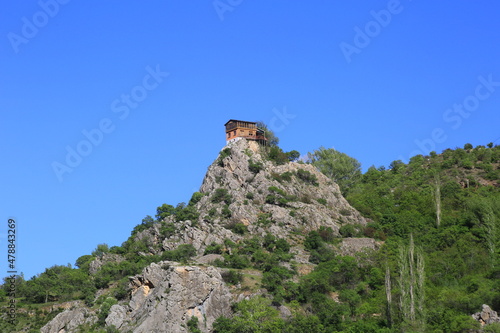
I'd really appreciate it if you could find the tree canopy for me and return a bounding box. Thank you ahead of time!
[256,121,279,147]
[308,147,362,194]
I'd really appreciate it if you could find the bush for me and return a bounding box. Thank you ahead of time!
[317,198,327,205]
[257,213,273,226]
[304,231,323,250]
[339,208,352,216]
[224,254,250,269]
[98,297,117,325]
[217,148,232,166]
[161,244,197,263]
[204,242,223,255]
[187,316,202,333]
[221,205,232,219]
[156,204,176,221]
[248,159,263,174]
[211,188,232,204]
[267,146,289,165]
[275,238,291,253]
[280,171,293,181]
[296,169,318,186]
[227,222,248,235]
[339,224,357,237]
[188,192,205,206]
[221,270,243,285]
[160,223,176,239]
[318,226,334,242]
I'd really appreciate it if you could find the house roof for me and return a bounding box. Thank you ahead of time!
[224,119,257,126]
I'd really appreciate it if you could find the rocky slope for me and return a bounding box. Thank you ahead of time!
[161,138,367,254]
[41,138,371,332]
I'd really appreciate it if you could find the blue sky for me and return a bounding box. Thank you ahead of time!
[1,1,499,280]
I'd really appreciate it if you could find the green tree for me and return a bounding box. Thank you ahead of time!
[213,296,285,332]
[256,121,279,147]
[308,147,361,194]
[286,150,301,162]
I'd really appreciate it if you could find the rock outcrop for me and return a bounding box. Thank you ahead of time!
[42,262,232,333]
[163,138,367,254]
[40,303,97,333]
[114,262,231,332]
[472,304,500,326]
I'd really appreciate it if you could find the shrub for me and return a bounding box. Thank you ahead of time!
[98,297,117,325]
[318,226,334,242]
[187,316,202,333]
[304,231,323,250]
[267,146,289,165]
[221,205,232,218]
[217,148,232,166]
[156,204,176,221]
[296,169,318,186]
[160,223,176,239]
[188,192,205,206]
[246,192,254,199]
[211,188,232,204]
[280,171,293,181]
[275,238,291,253]
[317,198,327,205]
[339,208,352,216]
[229,222,247,235]
[224,254,250,269]
[248,159,263,174]
[161,244,197,263]
[257,213,273,226]
[339,224,357,237]
[204,242,223,255]
[221,270,243,285]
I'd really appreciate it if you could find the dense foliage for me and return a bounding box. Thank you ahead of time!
[213,143,500,332]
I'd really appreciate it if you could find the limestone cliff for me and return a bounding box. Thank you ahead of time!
[161,138,367,254]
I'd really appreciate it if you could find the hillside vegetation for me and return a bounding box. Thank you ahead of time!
[1,141,499,333]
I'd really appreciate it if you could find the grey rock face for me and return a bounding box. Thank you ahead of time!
[105,304,128,329]
[339,238,380,256]
[472,304,500,326]
[118,262,232,333]
[40,305,97,333]
[165,139,367,255]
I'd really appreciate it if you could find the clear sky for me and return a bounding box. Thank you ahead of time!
[1,1,499,280]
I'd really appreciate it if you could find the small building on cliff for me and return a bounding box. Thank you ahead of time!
[224,119,267,145]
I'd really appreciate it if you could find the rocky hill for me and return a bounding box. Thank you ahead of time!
[40,138,371,333]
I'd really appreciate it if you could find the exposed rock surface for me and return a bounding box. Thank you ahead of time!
[113,262,231,332]
[339,238,381,256]
[472,304,500,326]
[163,139,367,254]
[40,303,97,333]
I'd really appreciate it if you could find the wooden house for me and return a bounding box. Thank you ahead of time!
[224,119,267,144]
